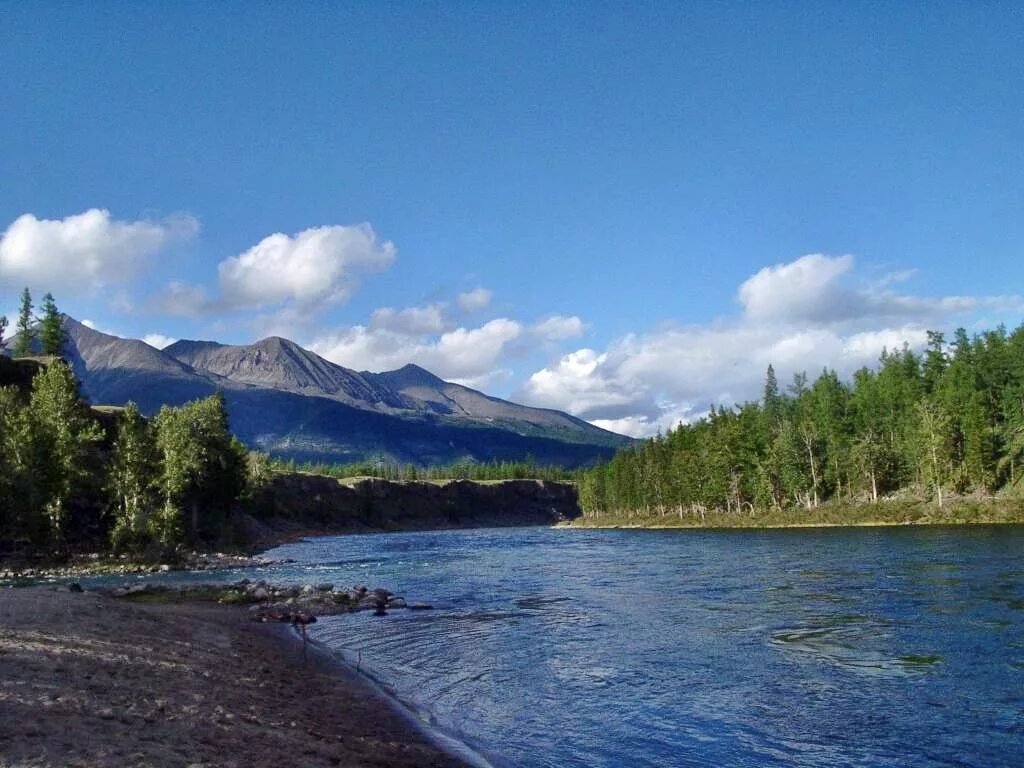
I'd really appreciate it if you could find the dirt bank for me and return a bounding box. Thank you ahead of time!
[0,586,469,768]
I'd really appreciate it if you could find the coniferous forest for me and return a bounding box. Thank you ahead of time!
[577,324,1024,524]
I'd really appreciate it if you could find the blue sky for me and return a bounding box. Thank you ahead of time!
[1,3,1022,435]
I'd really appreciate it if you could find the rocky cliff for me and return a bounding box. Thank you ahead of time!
[242,476,580,549]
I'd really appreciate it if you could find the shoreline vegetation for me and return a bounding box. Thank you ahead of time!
[577,323,1024,528]
[0,299,580,572]
[567,497,1024,529]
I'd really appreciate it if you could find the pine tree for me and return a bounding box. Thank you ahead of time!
[14,287,34,357]
[763,364,782,427]
[0,314,7,348]
[38,293,67,356]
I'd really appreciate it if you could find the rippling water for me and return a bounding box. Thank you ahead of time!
[80,526,1018,765]
[249,525,1024,767]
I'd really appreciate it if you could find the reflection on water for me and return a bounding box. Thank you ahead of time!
[208,526,1024,766]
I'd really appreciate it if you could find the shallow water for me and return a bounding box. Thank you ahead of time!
[247,525,1024,767]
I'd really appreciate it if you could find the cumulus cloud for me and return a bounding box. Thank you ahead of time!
[370,303,447,335]
[519,254,1023,437]
[142,333,177,350]
[532,315,586,341]
[311,318,522,386]
[456,288,492,313]
[157,223,395,316]
[0,209,197,293]
[219,223,394,309]
[737,253,1018,326]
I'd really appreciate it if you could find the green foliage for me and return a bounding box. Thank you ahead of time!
[14,287,34,357]
[153,391,247,551]
[38,293,67,356]
[109,403,160,553]
[270,456,575,483]
[0,336,249,560]
[580,323,1024,523]
[26,361,104,542]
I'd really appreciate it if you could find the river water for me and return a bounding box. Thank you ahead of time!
[252,525,1024,767]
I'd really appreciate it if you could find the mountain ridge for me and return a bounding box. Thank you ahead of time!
[50,317,630,466]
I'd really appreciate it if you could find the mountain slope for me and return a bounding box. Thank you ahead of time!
[164,337,408,410]
[64,318,220,410]
[54,318,630,466]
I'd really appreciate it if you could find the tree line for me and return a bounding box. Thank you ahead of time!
[1,290,260,560]
[271,456,575,483]
[0,362,256,559]
[578,323,1024,520]
[0,287,68,357]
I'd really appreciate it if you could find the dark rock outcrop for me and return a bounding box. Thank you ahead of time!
[242,476,580,548]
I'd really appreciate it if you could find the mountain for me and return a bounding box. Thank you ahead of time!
[56,318,630,466]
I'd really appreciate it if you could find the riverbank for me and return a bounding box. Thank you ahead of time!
[567,497,1024,529]
[0,586,469,768]
[239,475,579,551]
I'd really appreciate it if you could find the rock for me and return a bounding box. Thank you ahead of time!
[301,584,315,595]
[251,587,269,601]
[68,582,83,593]
[159,564,172,572]
[316,582,334,591]
[387,597,407,608]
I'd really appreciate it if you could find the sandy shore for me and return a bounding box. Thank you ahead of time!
[0,587,469,768]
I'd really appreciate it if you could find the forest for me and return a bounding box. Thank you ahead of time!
[270,456,575,483]
[0,289,259,560]
[577,324,1024,524]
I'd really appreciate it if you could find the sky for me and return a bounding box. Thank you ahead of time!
[1,3,1022,436]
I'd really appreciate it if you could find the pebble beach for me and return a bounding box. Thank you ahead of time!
[0,586,468,768]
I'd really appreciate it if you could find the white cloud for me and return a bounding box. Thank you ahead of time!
[218,223,394,309]
[519,254,1023,437]
[142,333,177,350]
[456,287,492,313]
[532,315,586,340]
[0,209,197,293]
[370,303,447,335]
[311,318,522,383]
[156,280,213,316]
[738,253,855,322]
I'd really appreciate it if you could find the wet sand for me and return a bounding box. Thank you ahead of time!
[0,587,469,768]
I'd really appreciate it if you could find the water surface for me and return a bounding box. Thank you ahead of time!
[254,525,1024,767]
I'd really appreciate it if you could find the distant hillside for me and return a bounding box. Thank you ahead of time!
[42,318,630,466]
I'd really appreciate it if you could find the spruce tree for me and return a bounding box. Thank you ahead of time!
[13,287,34,357]
[0,314,7,348]
[38,293,67,356]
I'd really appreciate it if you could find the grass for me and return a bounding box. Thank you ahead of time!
[570,497,1024,530]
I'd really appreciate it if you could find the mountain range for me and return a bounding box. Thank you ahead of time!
[51,318,629,466]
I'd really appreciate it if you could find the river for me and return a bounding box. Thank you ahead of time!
[255,525,1024,767]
